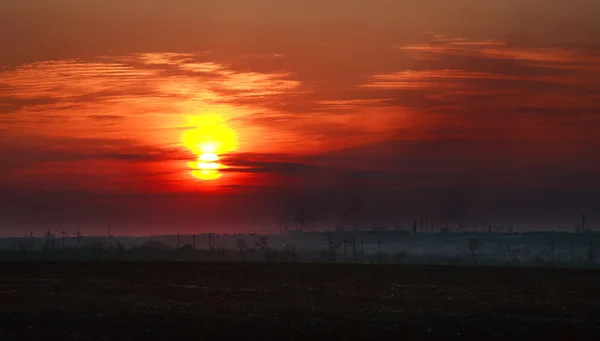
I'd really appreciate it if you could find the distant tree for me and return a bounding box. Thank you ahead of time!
[587,239,597,265]
[324,233,341,262]
[18,236,35,255]
[255,236,270,261]
[207,234,213,251]
[360,238,364,259]
[286,244,297,263]
[236,238,247,261]
[115,241,126,261]
[88,240,104,261]
[468,238,480,264]
[505,245,519,263]
[393,250,407,264]
[348,238,358,262]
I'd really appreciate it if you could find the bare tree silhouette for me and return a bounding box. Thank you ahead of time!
[88,240,104,261]
[115,241,125,261]
[587,239,596,265]
[236,238,247,261]
[505,245,519,263]
[286,244,297,262]
[469,237,479,265]
[323,233,341,262]
[349,238,358,262]
[255,235,270,261]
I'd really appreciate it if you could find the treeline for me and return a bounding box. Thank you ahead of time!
[1,239,598,269]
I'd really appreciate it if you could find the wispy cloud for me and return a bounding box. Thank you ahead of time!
[2,31,600,197]
[0,52,300,115]
[400,35,600,71]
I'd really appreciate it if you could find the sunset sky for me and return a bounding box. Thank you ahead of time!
[1,1,599,234]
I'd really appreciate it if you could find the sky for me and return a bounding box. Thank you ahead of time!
[1,1,599,234]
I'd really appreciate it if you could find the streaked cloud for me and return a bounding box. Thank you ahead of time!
[2,1,600,228]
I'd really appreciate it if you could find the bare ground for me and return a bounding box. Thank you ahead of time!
[0,262,599,340]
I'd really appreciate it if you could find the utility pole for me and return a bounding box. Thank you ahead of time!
[60,230,67,249]
[208,233,213,250]
[108,225,111,239]
[192,233,196,248]
[75,230,82,249]
[177,233,180,249]
[582,214,586,231]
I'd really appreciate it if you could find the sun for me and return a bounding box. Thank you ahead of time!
[190,150,221,180]
[181,115,238,181]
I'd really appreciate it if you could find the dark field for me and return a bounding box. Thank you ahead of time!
[1,262,600,340]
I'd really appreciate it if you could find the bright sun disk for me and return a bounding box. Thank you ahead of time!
[181,115,238,181]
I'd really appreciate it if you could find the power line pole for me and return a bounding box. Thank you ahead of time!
[60,230,67,249]
[75,230,82,249]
